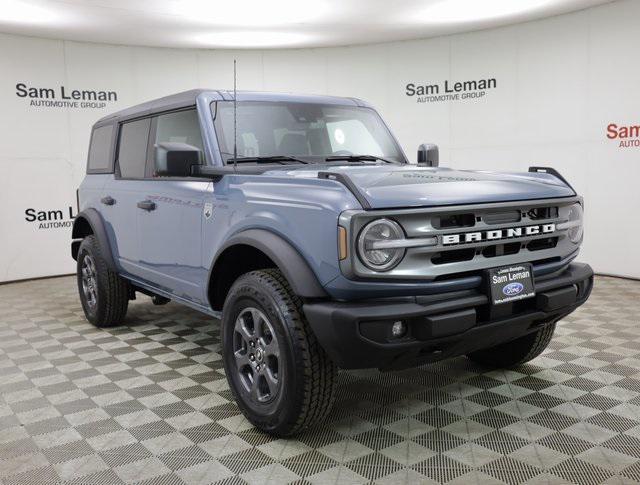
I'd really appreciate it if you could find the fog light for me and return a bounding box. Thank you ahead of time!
[391,320,406,338]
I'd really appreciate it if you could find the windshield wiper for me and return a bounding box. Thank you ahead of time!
[227,155,310,165]
[325,154,398,164]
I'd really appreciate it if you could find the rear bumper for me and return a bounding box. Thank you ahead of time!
[303,262,594,370]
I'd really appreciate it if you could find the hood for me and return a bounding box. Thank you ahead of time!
[274,165,575,209]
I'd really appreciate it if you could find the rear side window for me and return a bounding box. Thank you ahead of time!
[155,109,204,151]
[87,125,114,173]
[117,118,151,179]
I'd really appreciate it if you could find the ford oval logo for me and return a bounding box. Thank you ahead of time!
[503,282,524,296]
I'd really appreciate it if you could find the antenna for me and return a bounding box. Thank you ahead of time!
[233,59,237,171]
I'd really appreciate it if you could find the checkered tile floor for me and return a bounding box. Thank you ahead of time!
[1,275,639,484]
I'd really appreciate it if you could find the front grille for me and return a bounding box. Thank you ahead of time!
[427,204,562,264]
[432,235,561,265]
[433,213,475,229]
[528,206,559,220]
[431,256,563,282]
[483,210,521,224]
[431,248,475,265]
[481,241,522,258]
[344,196,580,281]
[527,237,558,251]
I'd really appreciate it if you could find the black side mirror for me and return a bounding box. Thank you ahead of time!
[154,142,203,177]
[417,143,439,167]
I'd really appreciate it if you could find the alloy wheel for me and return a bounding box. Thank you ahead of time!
[232,307,281,403]
[81,255,98,310]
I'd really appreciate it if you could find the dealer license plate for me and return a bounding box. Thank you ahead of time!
[487,263,535,305]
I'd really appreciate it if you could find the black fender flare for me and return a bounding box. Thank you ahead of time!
[211,229,327,298]
[71,208,117,270]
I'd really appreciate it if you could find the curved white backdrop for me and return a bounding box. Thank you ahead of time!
[0,0,638,282]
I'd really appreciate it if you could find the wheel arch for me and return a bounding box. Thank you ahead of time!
[208,229,327,311]
[71,208,117,270]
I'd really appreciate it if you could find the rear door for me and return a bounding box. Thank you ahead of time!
[101,118,151,277]
[135,109,210,304]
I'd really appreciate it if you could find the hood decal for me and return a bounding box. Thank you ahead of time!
[368,171,479,188]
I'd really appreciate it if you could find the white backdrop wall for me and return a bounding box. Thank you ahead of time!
[1,0,638,282]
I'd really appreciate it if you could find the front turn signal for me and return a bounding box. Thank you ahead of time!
[338,226,348,260]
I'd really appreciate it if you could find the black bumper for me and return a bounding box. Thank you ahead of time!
[304,263,594,370]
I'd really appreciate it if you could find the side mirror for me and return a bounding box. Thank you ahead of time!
[154,142,203,177]
[417,143,439,167]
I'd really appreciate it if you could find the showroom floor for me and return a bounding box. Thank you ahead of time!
[0,276,639,485]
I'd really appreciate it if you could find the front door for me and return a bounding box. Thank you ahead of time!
[135,109,210,305]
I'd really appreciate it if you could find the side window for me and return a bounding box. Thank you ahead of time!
[155,109,204,151]
[117,118,151,179]
[87,124,114,173]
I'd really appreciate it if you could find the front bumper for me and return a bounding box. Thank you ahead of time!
[303,262,594,370]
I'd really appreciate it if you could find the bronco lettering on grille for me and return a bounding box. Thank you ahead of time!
[442,223,556,245]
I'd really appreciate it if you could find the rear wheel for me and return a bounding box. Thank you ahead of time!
[222,269,337,436]
[467,322,556,367]
[77,235,130,328]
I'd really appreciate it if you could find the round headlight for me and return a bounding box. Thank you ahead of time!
[567,203,584,243]
[357,218,405,271]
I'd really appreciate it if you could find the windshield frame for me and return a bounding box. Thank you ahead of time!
[212,100,408,166]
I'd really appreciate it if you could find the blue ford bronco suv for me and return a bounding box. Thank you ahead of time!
[72,89,593,436]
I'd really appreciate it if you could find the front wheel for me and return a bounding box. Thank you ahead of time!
[221,269,337,436]
[466,322,556,367]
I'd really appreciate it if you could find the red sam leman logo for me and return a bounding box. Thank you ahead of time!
[607,123,640,148]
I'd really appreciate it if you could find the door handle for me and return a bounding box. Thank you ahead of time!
[137,200,156,211]
[101,196,116,206]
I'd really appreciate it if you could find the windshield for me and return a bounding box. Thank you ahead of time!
[213,101,406,164]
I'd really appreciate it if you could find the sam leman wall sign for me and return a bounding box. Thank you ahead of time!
[24,206,76,230]
[405,78,497,103]
[607,123,640,148]
[15,83,118,109]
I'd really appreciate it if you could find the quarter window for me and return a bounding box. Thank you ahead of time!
[87,124,114,172]
[117,119,151,179]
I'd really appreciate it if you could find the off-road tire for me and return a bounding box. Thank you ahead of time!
[77,235,129,328]
[221,269,337,436]
[467,322,556,367]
